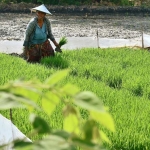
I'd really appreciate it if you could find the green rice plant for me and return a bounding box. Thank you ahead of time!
[1,47,150,150]
[40,54,68,69]
[132,84,143,97]
[70,67,78,77]
[106,75,122,89]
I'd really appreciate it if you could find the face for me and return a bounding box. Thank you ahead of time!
[36,11,46,20]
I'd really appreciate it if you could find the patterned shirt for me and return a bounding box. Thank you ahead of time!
[23,17,55,47]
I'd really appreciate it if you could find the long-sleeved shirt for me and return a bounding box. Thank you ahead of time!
[23,17,55,47]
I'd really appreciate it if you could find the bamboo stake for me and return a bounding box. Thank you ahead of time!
[142,31,144,49]
[10,108,15,142]
[97,29,100,48]
[141,25,144,49]
[10,108,13,123]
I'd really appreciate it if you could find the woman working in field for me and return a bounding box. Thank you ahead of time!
[23,4,60,63]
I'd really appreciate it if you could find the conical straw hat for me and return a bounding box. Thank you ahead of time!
[31,4,52,15]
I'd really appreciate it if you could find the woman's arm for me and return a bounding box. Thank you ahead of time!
[52,40,60,48]
[45,18,59,47]
[23,18,36,47]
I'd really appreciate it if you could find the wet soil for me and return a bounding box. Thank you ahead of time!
[0,13,150,41]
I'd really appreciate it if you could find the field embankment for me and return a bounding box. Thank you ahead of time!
[1,2,150,15]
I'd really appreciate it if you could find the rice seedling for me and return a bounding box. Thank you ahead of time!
[55,36,68,53]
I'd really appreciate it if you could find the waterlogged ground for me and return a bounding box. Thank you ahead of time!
[0,13,150,41]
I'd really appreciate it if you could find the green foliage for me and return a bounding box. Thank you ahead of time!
[0,0,10,3]
[108,0,136,6]
[74,91,105,113]
[0,0,145,6]
[30,114,51,134]
[58,0,83,5]
[120,0,130,6]
[0,69,115,149]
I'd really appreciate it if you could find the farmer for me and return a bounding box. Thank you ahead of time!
[23,4,60,63]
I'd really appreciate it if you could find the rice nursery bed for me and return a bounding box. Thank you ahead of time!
[1,47,150,150]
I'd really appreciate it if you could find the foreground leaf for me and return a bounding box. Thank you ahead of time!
[63,113,79,134]
[0,92,39,110]
[0,92,23,109]
[99,130,111,144]
[13,140,33,150]
[90,111,115,132]
[74,91,105,113]
[62,83,80,96]
[42,92,60,115]
[34,134,76,150]
[83,120,95,142]
[29,114,50,134]
[72,137,102,150]
[45,69,69,86]
[11,87,41,103]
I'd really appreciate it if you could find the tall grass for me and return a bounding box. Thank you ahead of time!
[1,47,150,149]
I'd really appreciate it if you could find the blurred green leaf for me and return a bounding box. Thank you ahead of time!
[52,130,71,140]
[5,78,45,90]
[0,92,23,109]
[29,114,50,134]
[0,92,39,110]
[63,105,77,116]
[99,130,111,144]
[74,91,105,112]
[83,120,95,142]
[11,87,41,103]
[62,83,80,96]
[34,134,75,150]
[72,137,102,150]
[92,126,100,144]
[42,92,60,115]
[13,140,33,150]
[63,113,79,134]
[45,69,69,86]
[90,111,115,132]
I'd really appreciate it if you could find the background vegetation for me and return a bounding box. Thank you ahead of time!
[1,47,150,149]
[0,0,149,7]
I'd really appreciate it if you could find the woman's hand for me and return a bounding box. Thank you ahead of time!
[53,40,62,53]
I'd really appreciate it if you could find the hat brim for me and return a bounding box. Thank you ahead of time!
[31,9,52,15]
[31,4,52,15]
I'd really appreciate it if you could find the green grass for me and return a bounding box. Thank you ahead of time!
[1,48,150,149]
